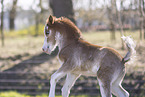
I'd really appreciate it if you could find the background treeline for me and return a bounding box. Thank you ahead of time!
[1,0,145,45]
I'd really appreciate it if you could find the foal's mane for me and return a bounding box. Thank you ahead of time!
[54,17,82,39]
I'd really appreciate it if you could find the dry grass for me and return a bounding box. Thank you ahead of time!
[0,36,43,57]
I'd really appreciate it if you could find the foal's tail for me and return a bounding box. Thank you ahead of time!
[121,36,136,63]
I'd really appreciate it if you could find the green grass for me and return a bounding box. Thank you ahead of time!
[0,91,30,97]
[0,91,99,97]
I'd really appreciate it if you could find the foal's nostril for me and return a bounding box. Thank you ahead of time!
[42,48,45,51]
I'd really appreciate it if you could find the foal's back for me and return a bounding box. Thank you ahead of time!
[66,38,124,77]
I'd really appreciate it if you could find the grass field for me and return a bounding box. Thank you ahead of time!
[0,30,140,58]
[0,30,145,97]
[0,30,144,72]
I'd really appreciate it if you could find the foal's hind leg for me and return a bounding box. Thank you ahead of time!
[111,71,129,97]
[97,68,112,97]
[98,79,112,97]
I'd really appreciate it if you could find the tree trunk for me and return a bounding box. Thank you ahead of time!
[142,0,145,39]
[115,0,125,49]
[110,21,116,40]
[49,0,76,24]
[39,0,45,24]
[35,14,39,36]
[9,0,17,30]
[139,0,144,41]
[107,0,116,41]
[1,0,4,46]
[34,0,45,36]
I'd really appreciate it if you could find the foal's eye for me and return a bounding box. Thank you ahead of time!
[45,25,50,35]
[46,31,50,35]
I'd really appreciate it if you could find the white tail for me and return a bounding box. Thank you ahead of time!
[121,36,136,63]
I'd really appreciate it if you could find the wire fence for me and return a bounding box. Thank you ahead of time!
[0,71,145,97]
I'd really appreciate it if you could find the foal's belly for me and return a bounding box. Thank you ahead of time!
[72,68,98,76]
[81,71,97,76]
[72,61,100,76]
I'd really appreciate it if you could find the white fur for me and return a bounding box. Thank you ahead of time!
[121,35,136,63]
[111,84,129,97]
[42,37,48,52]
[92,65,100,73]
[42,29,58,54]
[74,52,82,67]
[55,32,64,50]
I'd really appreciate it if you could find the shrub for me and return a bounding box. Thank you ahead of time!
[5,24,44,37]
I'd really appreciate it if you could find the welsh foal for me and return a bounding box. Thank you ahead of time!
[42,15,136,97]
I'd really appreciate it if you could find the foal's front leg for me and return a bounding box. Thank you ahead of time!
[61,73,80,97]
[49,71,66,97]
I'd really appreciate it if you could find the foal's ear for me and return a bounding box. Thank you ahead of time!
[49,15,54,24]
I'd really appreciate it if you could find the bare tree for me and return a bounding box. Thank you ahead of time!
[49,0,75,23]
[115,0,124,36]
[33,0,46,36]
[141,0,145,39]
[107,0,116,41]
[34,0,45,36]
[9,0,17,30]
[143,0,145,39]
[1,0,4,46]
[139,0,145,40]
[75,0,100,31]
[35,13,39,36]
[115,0,125,49]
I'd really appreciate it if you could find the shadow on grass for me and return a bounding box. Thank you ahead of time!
[0,47,59,81]
[4,48,58,72]
[0,48,59,95]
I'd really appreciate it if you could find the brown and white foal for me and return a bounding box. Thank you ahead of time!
[42,15,136,97]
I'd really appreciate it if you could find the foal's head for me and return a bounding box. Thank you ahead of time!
[42,15,81,54]
[42,15,58,54]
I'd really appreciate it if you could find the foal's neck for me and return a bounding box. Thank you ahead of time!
[56,31,81,51]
